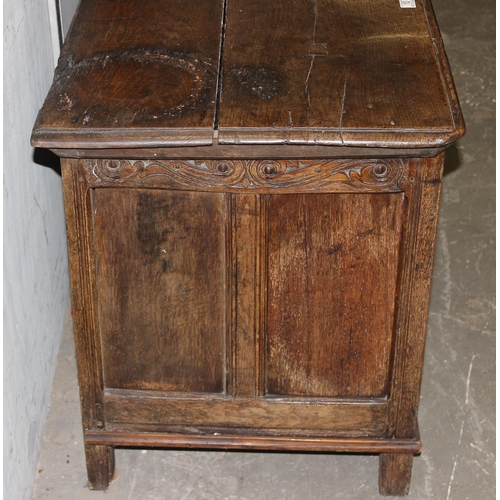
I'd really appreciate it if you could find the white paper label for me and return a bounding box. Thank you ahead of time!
[400,0,416,7]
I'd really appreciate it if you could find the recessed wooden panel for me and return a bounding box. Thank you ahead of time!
[93,188,225,393]
[266,192,404,397]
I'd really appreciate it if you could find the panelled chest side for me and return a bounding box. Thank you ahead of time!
[32,0,464,496]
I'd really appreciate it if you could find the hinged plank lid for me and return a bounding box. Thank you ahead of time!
[31,0,464,151]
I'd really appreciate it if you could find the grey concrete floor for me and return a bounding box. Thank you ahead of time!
[32,0,495,498]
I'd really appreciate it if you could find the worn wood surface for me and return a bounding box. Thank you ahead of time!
[386,155,446,440]
[32,0,223,147]
[379,453,414,496]
[266,192,404,397]
[219,0,462,147]
[50,144,449,160]
[31,0,464,151]
[61,160,105,432]
[35,0,465,494]
[230,194,263,397]
[103,389,387,435]
[83,158,407,193]
[94,188,225,393]
[60,156,444,494]
[85,430,421,454]
[84,445,115,491]
[63,159,114,492]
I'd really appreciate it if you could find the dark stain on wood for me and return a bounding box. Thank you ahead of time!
[32,0,224,145]
[136,191,176,265]
[227,66,282,100]
[52,49,217,126]
[327,243,342,255]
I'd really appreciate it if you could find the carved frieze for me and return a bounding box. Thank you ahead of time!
[85,158,406,192]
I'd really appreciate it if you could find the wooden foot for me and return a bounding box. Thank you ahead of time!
[379,453,413,496]
[85,444,115,490]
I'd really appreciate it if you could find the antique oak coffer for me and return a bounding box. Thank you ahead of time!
[32,0,464,495]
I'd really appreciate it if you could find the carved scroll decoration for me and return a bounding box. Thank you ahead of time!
[86,158,406,192]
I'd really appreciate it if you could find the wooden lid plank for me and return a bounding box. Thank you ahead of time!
[218,0,464,148]
[32,0,464,151]
[32,0,225,148]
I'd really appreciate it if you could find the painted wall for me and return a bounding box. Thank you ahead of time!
[4,0,71,498]
[60,0,81,39]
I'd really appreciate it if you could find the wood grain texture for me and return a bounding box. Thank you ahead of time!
[85,430,421,454]
[31,0,464,151]
[218,0,465,148]
[50,144,449,160]
[422,0,465,136]
[83,158,406,193]
[379,453,414,496]
[36,1,465,493]
[386,155,445,440]
[266,193,404,397]
[60,155,443,494]
[94,188,225,393]
[31,0,224,148]
[103,389,387,435]
[230,194,263,397]
[84,445,115,491]
[61,160,105,431]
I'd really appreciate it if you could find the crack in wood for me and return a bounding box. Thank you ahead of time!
[305,0,319,125]
[339,76,348,145]
[214,0,229,132]
[305,56,315,125]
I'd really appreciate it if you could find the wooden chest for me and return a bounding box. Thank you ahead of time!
[32,0,464,495]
